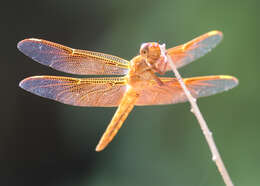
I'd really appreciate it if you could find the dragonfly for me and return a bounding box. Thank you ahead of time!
[18,30,238,151]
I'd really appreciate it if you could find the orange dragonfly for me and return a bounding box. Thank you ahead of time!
[18,30,238,151]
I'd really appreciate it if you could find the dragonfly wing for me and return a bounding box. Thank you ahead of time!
[19,76,127,107]
[136,75,238,106]
[166,31,223,70]
[17,38,129,75]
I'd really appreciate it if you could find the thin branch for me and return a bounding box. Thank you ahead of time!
[166,54,234,186]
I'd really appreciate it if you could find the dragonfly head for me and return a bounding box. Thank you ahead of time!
[140,42,161,61]
[140,42,167,67]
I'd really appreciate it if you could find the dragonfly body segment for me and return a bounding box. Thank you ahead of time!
[18,30,238,151]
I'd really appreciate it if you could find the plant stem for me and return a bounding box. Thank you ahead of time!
[166,54,234,186]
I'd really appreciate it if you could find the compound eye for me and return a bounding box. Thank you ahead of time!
[140,43,150,56]
[141,48,148,55]
[140,48,149,57]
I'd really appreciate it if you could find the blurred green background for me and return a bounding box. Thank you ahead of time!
[1,0,259,186]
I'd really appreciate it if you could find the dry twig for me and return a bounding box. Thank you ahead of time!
[166,54,234,186]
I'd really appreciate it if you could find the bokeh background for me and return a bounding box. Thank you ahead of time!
[1,0,259,186]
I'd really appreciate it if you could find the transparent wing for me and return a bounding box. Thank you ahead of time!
[17,38,129,75]
[19,76,127,107]
[166,30,223,70]
[136,75,238,106]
